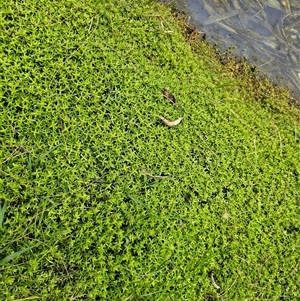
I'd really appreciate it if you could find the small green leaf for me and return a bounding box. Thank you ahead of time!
[27,152,32,180]
[14,297,41,301]
[145,0,156,4]
[0,201,7,227]
[129,195,151,212]
[0,244,38,265]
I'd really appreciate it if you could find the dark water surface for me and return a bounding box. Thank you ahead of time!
[167,0,300,102]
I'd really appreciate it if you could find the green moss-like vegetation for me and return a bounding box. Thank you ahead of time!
[1,0,299,300]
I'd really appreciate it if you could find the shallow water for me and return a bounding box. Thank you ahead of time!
[168,0,300,102]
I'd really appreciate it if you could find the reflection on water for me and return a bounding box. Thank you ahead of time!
[171,0,300,102]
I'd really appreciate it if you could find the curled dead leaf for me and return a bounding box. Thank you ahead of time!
[159,116,182,127]
[162,87,178,108]
[222,211,229,220]
[210,271,221,290]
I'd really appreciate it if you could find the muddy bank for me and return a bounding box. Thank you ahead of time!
[162,0,300,102]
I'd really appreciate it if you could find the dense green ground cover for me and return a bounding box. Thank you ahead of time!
[1,0,299,299]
